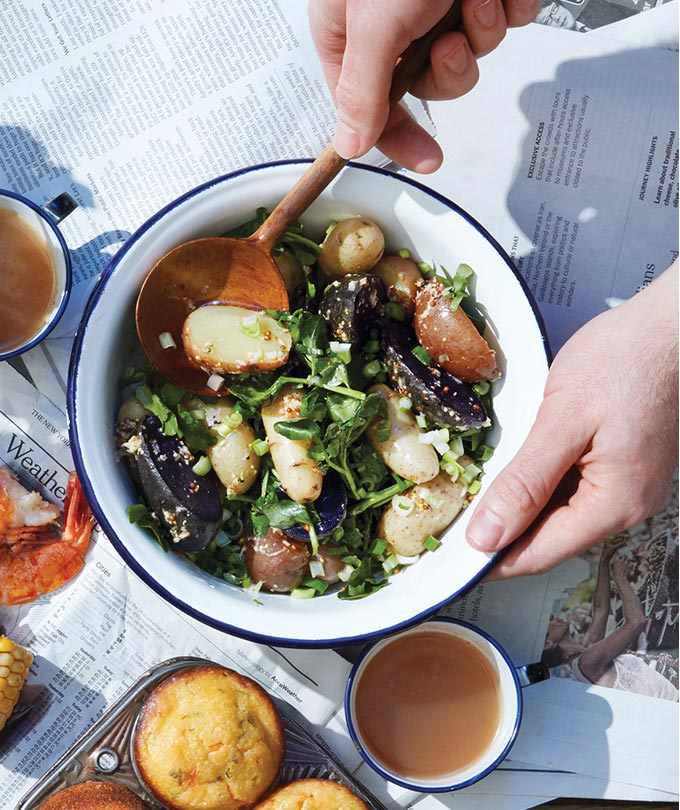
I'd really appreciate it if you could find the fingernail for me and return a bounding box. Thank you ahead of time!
[443,39,471,75]
[333,121,361,159]
[467,508,506,551]
[471,0,498,27]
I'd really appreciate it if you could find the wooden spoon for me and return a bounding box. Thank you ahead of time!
[136,2,463,395]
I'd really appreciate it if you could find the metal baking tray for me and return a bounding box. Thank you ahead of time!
[16,656,388,810]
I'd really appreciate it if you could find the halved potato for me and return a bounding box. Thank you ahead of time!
[183,304,291,374]
[414,279,500,382]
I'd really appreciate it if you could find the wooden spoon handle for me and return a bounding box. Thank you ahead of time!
[252,1,463,252]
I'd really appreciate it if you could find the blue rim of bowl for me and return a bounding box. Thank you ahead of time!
[0,188,72,361]
[67,159,552,649]
[343,617,523,792]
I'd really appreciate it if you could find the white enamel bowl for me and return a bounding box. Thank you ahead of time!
[68,161,550,648]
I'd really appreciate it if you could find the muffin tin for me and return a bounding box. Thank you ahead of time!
[16,656,388,810]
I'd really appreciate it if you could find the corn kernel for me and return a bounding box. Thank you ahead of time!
[0,636,33,733]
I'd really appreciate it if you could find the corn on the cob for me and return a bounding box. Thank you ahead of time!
[0,636,33,732]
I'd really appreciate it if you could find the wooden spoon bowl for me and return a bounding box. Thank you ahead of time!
[135,3,463,395]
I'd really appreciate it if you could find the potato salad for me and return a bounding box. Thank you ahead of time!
[116,209,500,600]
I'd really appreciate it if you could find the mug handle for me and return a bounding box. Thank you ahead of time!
[43,192,78,224]
[516,662,550,688]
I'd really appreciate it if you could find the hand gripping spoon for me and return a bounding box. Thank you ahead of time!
[135,3,462,395]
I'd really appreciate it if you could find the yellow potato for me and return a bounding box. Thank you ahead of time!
[261,385,323,503]
[205,401,260,496]
[183,304,291,374]
[372,255,422,318]
[365,384,439,484]
[377,471,467,557]
[317,217,385,280]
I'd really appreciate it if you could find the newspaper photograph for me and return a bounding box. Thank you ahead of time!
[533,0,675,32]
[541,482,679,701]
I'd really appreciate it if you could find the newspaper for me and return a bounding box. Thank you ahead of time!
[533,0,675,33]
[1,1,678,808]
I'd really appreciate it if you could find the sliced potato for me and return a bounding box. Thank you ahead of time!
[261,385,323,503]
[414,279,500,383]
[377,471,467,557]
[365,384,439,484]
[372,255,422,318]
[204,400,260,496]
[183,304,291,374]
[317,217,385,280]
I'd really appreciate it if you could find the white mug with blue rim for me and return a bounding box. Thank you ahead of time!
[0,188,77,360]
[345,617,549,793]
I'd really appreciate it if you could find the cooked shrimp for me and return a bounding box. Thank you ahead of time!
[0,467,94,605]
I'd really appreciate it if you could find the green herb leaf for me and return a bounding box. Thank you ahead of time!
[273,418,320,441]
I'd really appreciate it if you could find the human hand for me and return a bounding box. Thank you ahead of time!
[467,261,679,578]
[308,0,541,172]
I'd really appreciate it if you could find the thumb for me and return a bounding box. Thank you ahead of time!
[466,397,590,553]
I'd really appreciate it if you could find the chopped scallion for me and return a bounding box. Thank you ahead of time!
[398,396,412,411]
[192,455,212,476]
[411,345,432,366]
[384,302,406,321]
[158,331,176,350]
[391,494,414,515]
[206,373,225,392]
[467,479,483,495]
[371,538,387,556]
[477,444,494,462]
[362,359,381,378]
[398,248,411,259]
[290,587,316,599]
[251,438,270,456]
[239,313,261,338]
[424,534,441,552]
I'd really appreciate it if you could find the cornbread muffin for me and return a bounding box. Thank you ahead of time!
[133,664,284,810]
[38,781,148,809]
[253,779,369,809]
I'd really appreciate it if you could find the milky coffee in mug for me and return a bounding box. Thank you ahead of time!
[345,618,548,792]
[0,190,76,359]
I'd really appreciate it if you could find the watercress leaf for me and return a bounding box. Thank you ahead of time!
[263,500,312,529]
[127,503,170,551]
[176,403,217,451]
[326,393,361,424]
[160,381,186,408]
[273,418,320,441]
[135,385,180,437]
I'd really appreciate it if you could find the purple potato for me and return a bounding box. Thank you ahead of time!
[319,274,386,346]
[282,472,347,542]
[381,321,490,430]
[132,415,222,552]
